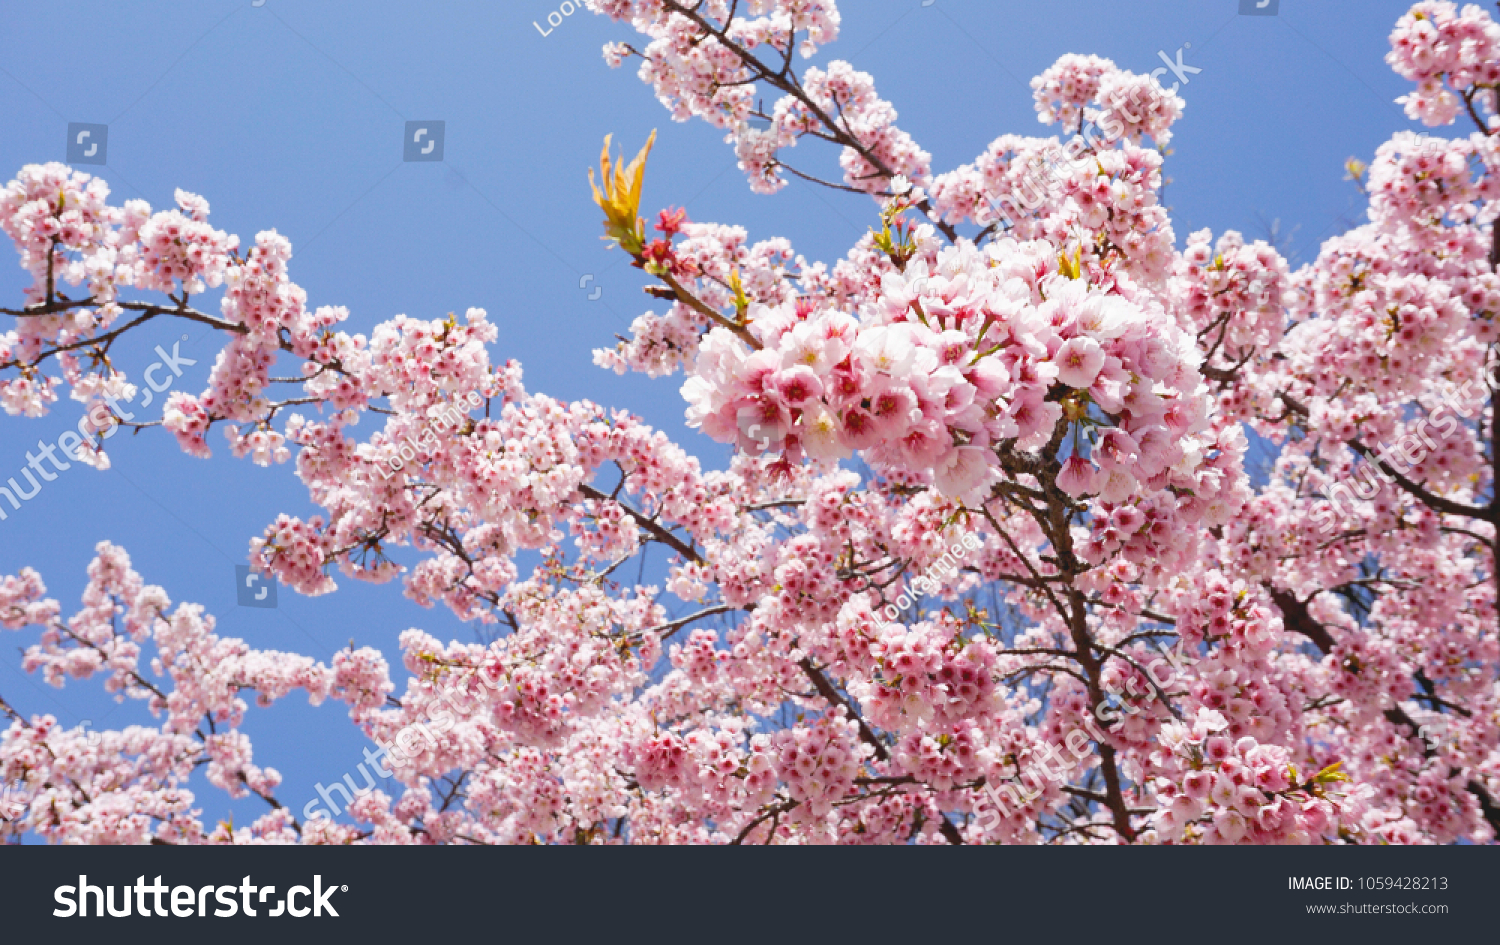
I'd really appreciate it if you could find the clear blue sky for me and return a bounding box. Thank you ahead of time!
[0,0,1424,832]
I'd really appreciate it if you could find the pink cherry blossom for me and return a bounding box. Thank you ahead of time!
[1053,336,1107,389]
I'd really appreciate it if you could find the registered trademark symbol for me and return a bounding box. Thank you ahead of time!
[342,885,348,892]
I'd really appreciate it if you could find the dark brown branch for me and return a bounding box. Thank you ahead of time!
[656,0,959,244]
[798,658,888,763]
[730,798,797,845]
[632,604,733,641]
[1280,392,1489,521]
[1267,587,1338,654]
[796,657,962,845]
[579,484,704,565]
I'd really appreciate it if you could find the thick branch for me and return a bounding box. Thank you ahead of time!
[1267,587,1338,654]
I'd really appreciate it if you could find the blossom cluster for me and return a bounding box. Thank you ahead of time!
[1149,708,1362,844]
[680,233,1233,519]
[1386,1,1500,127]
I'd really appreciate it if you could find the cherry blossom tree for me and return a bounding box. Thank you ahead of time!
[0,0,1497,845]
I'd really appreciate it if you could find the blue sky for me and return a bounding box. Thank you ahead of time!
[0,0,1427,832]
